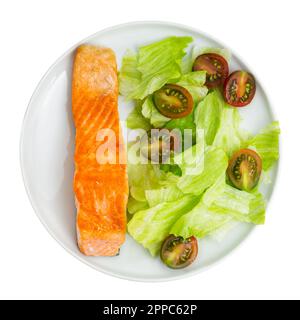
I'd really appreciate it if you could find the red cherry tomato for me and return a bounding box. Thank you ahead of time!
[227,149,262,191]
[193,53,229,89]
[224,71,256,107]
[160,235,198,269]
[153,84,194,119]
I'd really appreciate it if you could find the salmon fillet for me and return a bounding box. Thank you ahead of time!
[72,45,128,256]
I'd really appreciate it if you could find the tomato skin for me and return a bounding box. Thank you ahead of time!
[193,53,229,89]
[153,84,193,119]
[227,149,262,191]
[160,235,198,269]
[140,129,181,163]
[223,71,256,107]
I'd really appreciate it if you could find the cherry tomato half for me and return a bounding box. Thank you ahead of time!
[223,71,256,107]
[153,84,193,119]
[140,129,181,163]
[227,149,262,191]
[192,53,229,89]
[160,235,198,269]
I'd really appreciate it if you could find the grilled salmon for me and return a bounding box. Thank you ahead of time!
[72,45,128,256]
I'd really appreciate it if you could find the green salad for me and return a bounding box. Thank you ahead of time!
[119,36,280,269]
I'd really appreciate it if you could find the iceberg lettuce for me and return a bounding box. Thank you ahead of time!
[248,121,280,171]
[194,90,224,145]
[119,36,193,100]
[118,51,141,98]
[212,105,244,156]
[128,195,200,256]
[127,196,149,215]
[145,185,184,207]
[171,176,266,239]
[141,96,170,128]
[128,163,164,201]
[195,89,251,154]
[170,202,233,239]
[175,71,208,105]
[121,38,280,254]
[164,112,196,147]
[176,146,228,195]
[210,185,266,224]
[126,101,152,131]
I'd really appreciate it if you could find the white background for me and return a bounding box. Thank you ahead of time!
[0,0,299,300]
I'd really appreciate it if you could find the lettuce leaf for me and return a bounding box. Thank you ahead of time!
[119,36,193,100]
[194,90,224,145]
[176,147,228,195]
[127,196,149,214]
[164,112,196,146]
[204,172,266,225]
[128,163,165,201]
[170,176,231,238]
[128,195,200,256]
[145,185,184,207]
[212,104,245,156]
[118,50,141,98]
[160,163,182,177]
[210,185,266,224]
[126,101,152,131]
[170,201,233,239]
[173,142,204,176]
[172,129,205,175]
[141,96,170,128]
[248,121,280,171]
[195,89,251,154]
[171,175,266,239]
[127,142,181,202]
[175,71,208,104]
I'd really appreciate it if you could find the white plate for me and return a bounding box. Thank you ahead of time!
[20,21,278,282]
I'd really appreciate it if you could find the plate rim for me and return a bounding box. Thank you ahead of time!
[19,20,280,282]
